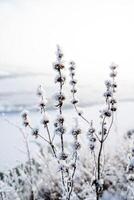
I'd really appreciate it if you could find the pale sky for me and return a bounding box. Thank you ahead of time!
[0,0,134,84]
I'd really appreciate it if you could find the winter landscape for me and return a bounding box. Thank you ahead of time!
[1,0,134,200]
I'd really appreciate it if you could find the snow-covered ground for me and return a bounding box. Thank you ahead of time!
[0,101,134,172]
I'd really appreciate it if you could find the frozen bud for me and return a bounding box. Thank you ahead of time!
[21,110,29,119]
[110,98,117,105]
[53,63,65,70]
[56,45,63,59]
[110,63,118,70]
[71,88,77,94]
[70,79,77,85]
[71,99,78,104]
[103,91,112,98]
[55,75,66,83]
[89,143,95,151]
[58,164,65,172]
[32,128,39,138]
[55,126,66,135]
[70,162,76,169]
[78,110,83,116]
[38,99,47,109]
[112,83,117,88]
[69,61,75,66]
[59,152,68,160]
[55,93,66,102]
[23,119,29,127]
[69,61,76,71]
[127,174,134,181]
[69,66,75,71]
[103,109,112,117]
[111,106,117,112]
[37,85,44,96]
[103,127,107,135]
[89,137,96,143]
[73,141,81,150]
[70,72,75,77]
[127,130,134,139]
[41,114,49,125]
[110,71,117,78]
[72,128,81,136]
[56,114,64,124]
[105,80,111,88]
[88,127,95,134]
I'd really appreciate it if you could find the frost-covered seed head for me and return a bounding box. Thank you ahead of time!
[23,119,30,127]
[88,128,95,134]
[110,63,118,70]
[110,98,117,105]
[71,89,77,93]
[112,83,117,88]
[110,71,117,78]
[73,141,81,150]
[105,80,111,88]
[89,143,95,151]
[126,130,134,139]
[103,109,112,117]
[55,115,64,124]
[111,106,117,112]
[70,79,77,85]
[55,126,66,135]
[56,45,63,60]
[59,152,68,160]
[103,91,112,98]
[32,128,39,138]
[55,93,66,102]
[71,99,78,104]
[55,75,66,83]
[71,128,81,136]
[89,137,96,143]
[21,110,29,119]
[38,99,47,109]
[41,115,49,125]
[53,63,65,70]
[69,61,75,66]
[70,72,75,77]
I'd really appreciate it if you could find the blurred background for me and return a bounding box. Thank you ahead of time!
[0,0,134,112]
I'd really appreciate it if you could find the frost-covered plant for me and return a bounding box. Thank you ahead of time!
[20,46,81,200]
[69,61,118,200]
